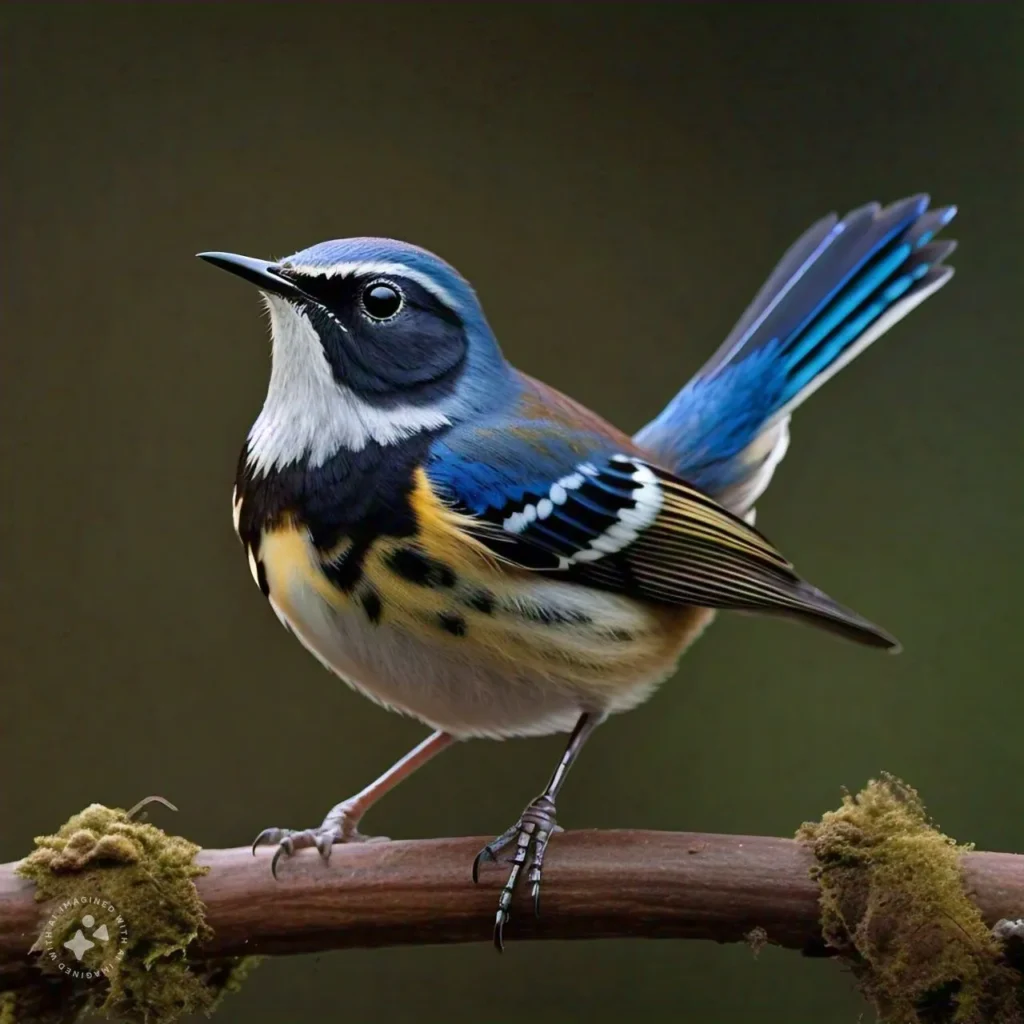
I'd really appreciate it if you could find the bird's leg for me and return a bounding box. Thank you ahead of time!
[253,729,454,878]
[473,711,603,951]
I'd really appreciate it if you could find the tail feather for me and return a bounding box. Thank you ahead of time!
[772,206,956,418]
[634,195,957,513]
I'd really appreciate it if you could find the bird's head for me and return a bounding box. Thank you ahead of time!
[199,237,509,473]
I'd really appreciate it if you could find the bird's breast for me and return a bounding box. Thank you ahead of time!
[236,468,713,737]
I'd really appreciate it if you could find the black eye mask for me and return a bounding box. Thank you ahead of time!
[285,272,468,402]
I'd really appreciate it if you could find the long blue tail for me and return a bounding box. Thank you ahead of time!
[634,194,957,514]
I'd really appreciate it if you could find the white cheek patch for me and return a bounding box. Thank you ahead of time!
[246,297,450,476]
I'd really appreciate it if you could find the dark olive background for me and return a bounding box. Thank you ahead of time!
[1,4,1020,1022]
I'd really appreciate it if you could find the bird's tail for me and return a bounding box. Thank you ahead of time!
[634,194,957,516]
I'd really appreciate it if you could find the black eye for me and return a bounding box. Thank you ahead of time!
[360,281,403,321]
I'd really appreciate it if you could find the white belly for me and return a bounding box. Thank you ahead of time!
[254,520,714,739]
[273,582,585,738]
[267,562,709,740]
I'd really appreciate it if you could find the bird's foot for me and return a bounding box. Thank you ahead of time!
[252,799,388,879]
[472,794,561,951]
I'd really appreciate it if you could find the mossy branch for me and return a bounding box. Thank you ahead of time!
[0,780,1022,1023]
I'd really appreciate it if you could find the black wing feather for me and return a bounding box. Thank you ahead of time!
[459,453,898,650]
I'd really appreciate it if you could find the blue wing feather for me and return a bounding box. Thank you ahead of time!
[634,195,957,507]
[428,371,636,517]
[426,416,896,648]
[429,425,617,515]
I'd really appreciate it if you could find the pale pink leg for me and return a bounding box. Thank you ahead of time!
[253,730,455,877]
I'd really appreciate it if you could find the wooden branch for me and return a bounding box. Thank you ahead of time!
[2,829,1023,989]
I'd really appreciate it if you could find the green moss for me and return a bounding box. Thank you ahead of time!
[14,802,259,1022]
[798,774,1022,1023]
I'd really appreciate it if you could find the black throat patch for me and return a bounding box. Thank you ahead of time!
[235,427,447,592]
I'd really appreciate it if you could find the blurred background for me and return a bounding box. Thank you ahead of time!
[1,4,1020,1022]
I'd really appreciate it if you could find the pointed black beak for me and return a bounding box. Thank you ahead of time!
[197,251,302,300]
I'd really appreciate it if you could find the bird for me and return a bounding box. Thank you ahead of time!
[198,194,956,950]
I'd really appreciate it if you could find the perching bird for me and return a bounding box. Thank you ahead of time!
[199,194,956,949]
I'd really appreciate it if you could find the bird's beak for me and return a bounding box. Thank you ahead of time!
[196,251,303,300]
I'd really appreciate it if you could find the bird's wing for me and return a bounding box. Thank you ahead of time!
[427,375,896,649]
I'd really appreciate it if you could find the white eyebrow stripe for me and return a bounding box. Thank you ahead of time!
[284,260,460,312]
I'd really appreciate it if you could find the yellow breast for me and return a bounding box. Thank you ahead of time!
[248,469,711,721]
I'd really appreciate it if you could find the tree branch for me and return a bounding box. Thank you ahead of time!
[2,829,1023,988]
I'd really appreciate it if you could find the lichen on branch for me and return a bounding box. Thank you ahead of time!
[798,774,1023,1024]
[11,801,256,1024]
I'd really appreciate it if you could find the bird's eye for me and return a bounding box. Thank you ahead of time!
[360,281,403,321]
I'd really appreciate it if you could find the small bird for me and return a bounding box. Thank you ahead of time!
[199,194,956,949]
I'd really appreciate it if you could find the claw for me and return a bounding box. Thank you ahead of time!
[475,712,597,949]
[252,810,383,880]
[478,796,559,950]
[270,843,288,881]
[254,827,335,878]
[529,827,551,917]
[472,820,521,883]
[251,827,283,856]
[472,844,496,884]
[494,909,507,953]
